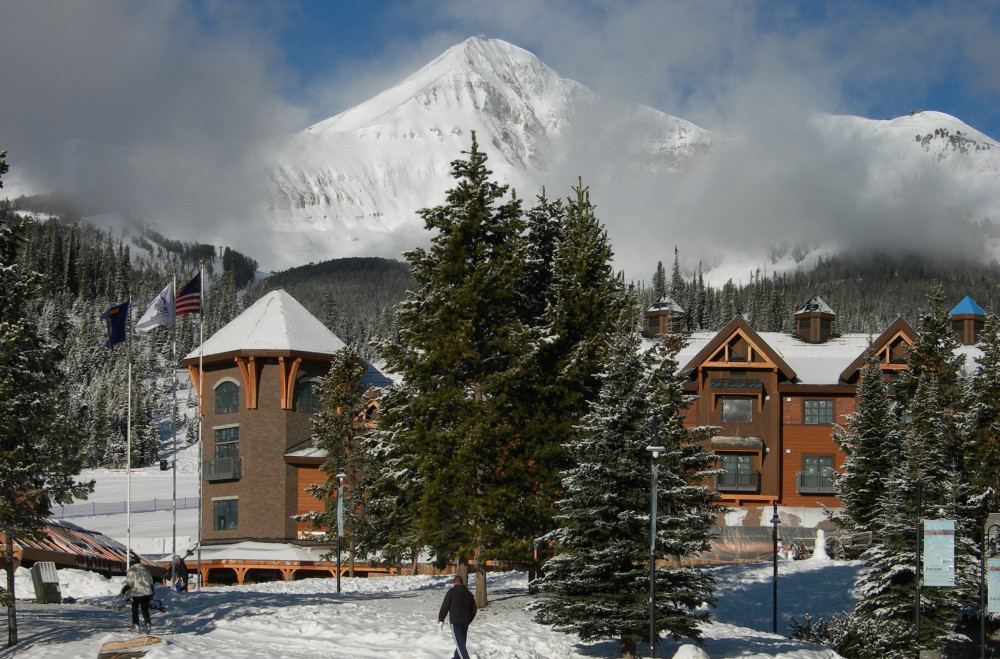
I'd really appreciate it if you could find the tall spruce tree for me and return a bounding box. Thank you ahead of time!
[512,180,630,559]
[301,348,366,539]
[962,313,1000,516]
[532,310,718,658]
[845,285,979,656]
[353,383,424,574]
[300,348,369,571]
[832,351,898,532]
[379,134,527,607]
[1,171,93,645]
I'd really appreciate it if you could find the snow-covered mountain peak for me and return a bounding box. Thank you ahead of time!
[305,37,591,149]
[263,38,1000,278]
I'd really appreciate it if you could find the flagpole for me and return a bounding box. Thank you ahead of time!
[126,289,133,565]
[196,260,204,591]
[171,271,178,589]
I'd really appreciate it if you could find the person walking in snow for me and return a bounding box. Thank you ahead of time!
[120,553,155,634]
[171,555,189,592]
[437,575,477,659]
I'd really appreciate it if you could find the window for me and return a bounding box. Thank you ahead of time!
[721,397,753,423]
[804,399,834,425]
[215,381,239,414]
[297,380,321,414]
[721,453,752,474]
[214,427,238,459]
[214,499,238,530]
[802,455,834,475]
[716,453,758,491]
[798,455,836,493]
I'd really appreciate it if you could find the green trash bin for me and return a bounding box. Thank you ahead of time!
[30,562,62,604]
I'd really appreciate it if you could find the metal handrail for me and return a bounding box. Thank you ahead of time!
[204,457,242,481]
[715,470,760,492]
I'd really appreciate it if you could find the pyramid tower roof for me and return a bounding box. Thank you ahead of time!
[184,289,346,362]
[950,295,986,317]
[794,295,835,316]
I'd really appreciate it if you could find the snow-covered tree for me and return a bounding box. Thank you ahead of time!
[962,313,1000,515]
[1,192,93,646]
[300,348,369,562]
[832,351,899,532]
[532,310,718,658]
[352,383,423,574]
[511,180,630,567]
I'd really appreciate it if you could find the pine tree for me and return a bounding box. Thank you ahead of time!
[0,197,93,646]
[378,134,527,607]
[512,180,630,559]
[962,313,1000,515]
[532,311,718,658]
[301,348,369,566]
[353,383,423,574]
[832,352,898,532]
[652,261,666,298]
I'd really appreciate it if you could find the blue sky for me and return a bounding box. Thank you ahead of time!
[1,0,998,263]
[268,0,1000,138]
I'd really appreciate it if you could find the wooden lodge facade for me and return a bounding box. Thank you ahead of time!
[647,294,986,524]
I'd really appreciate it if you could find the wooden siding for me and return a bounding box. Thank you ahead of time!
[296,465,327,536]
[779,425,845,507]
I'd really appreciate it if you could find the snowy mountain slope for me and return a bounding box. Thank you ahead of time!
[265,37,1000,284]
[267,36,713,267]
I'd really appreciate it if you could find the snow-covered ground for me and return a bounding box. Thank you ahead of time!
[2,434,858,657]
[3,558,857,658]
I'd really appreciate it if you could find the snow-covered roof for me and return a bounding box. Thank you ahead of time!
[197,541,326,562]
[675,331,877,385]
[950,295,986,316]
[646,294,684,313]
[184,289,346,361]
[793,295,835,316]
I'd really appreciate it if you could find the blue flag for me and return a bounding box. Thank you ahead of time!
[101,301,130,349]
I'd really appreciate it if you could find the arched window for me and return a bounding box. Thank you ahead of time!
[215,381,239,414]
[297,380,322,414]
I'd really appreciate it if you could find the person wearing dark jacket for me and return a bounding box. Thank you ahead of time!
[437,575,477,659]
[171,555,189,592]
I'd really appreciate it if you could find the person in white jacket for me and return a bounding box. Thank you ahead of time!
[120,554,155,633]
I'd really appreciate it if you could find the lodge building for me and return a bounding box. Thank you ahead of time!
[647,293,986,525]
[181,287,988,573]
[181,289,386,547]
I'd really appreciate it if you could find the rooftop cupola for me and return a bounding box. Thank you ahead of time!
[949,296,986,345]
[644,294,686,338]
[793,295,836,344]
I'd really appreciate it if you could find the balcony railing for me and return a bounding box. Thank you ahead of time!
[796,471,836,494]
[715,470,760,492]
[204,457,242,482]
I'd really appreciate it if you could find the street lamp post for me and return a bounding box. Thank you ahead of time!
[336,467,347,595]
[646,414,665,659]
[771,503,780,634]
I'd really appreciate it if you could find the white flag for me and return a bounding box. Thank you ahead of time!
[136,281,175,333]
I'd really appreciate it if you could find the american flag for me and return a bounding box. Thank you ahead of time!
[175,273,201,316]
